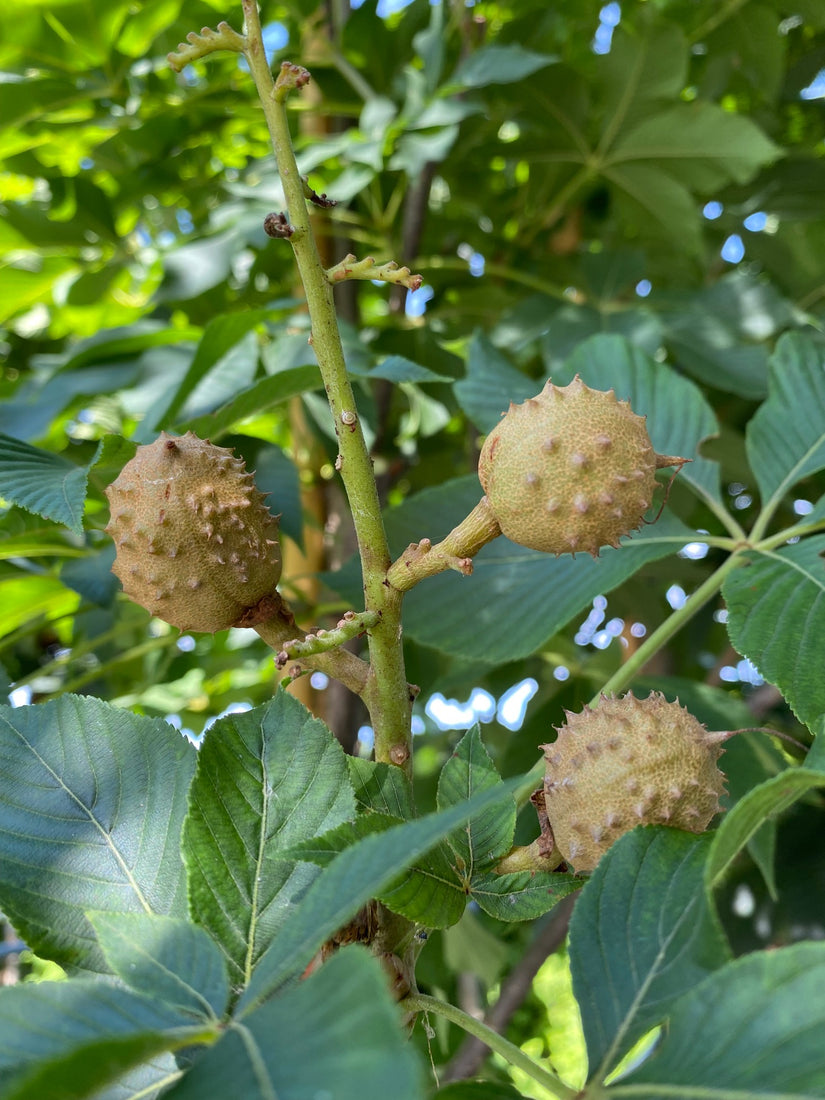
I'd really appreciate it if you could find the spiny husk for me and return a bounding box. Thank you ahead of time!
[478,376,684,556]
[541,692,727,872]
[105,431,281,633]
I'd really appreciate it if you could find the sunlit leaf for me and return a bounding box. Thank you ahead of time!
[165,949,422,1100]
[746,332,825,511]
[0,696,196,971]
[0,433,96,535]
[569,829,728,1080]
[723,537,825,730]
[183,692,355,987]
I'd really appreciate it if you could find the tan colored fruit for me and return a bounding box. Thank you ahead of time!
[542,692,727,872]
[105,432,281,633]
[478,376,684,556]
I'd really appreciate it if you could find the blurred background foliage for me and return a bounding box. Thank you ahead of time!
[1,0,825,1080]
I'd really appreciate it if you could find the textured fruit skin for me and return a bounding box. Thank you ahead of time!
[105,432,281,633]
[478,376,661,556]
[542,692,726,872]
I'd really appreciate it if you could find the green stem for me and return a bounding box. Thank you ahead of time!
[756,517,825,550]
[240,5,411,769]
[689,0,750,42]
[591,553,744,705]
[400,994,577,1099]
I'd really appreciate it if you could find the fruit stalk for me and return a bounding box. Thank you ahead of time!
[387,496,501,591]
[240,2,411,769]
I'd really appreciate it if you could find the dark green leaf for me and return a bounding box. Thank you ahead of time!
[366,355,451,384]
[469,869,579,921]
[746,332,825,510]
[0,434,96,535]
[606,162,703,254]
[61,323,201,373]
[176,364,323,439]
[89,912,229,1020]
[0,696,195,972]
[159,311,269,429]
[659,274,780,398]
[249,444,303,549]
[437,724,516,874]
[60,544,119,607]
[454,331,537,433]
[569,829,728,1080]
[618,942,825,1095]
[610,102,781,189]
[447,45,555,90]
[165,948,422,1100]
[0,979,212,1100]
[238,776,521,1012]
[706,769,825,890]
[723,537,825,730]
[348,757,415,818]
[600,24,687,133]
[183,691,355,988]
[284,814,466,929]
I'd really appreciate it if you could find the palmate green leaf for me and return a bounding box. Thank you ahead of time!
[615,942,825,1097]
[437,724,516,875]
[469,869,579,922]
[288,811,575,926]
[446,44,555,90]
[157,310,271,430]
[706,769,825,891]
[610,101,781,189]
[283,813,466,928]
[454,331,537,433]
[348,757,416,818]
[176,364,323,439]
[183,691,355,988]
[746,332,825,512]
[237,776,522,1013]
[722,537,825,730]
[605,161,704,254]
[389,477,693,662]
[60,322,202,373]
[89,912,229,1021]
[165,949,422,1100]
[569,829,729,1082]
[0,696,195,972]
[364,355,452,384]
[658,273,784,398]
[0,977,214,1100]
[0,433,97,535]
[600,23,687,130]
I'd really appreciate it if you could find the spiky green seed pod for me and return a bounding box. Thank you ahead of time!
[105,432,281,633]
[478,376,684,556]
[542,692,727,872]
